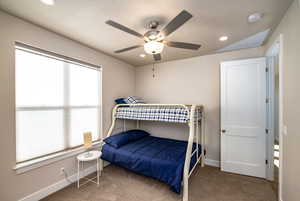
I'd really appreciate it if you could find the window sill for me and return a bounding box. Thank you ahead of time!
[13,141,103,174]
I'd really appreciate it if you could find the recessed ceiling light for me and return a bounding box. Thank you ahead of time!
[139,53,146,58]
[40,0,55,6]
[219,36,228,41]
[248,13,263,23]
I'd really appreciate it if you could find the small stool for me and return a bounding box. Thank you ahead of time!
[77,150,102,188]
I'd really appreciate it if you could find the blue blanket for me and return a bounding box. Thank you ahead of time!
[101,136,200,193]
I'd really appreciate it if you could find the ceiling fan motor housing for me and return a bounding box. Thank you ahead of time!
[148,21,159,29]
[145,30,160,41]
[144,21,161,41]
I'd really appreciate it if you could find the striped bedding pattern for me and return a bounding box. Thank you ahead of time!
[115,105,201,123]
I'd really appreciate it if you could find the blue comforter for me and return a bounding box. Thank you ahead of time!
[101,136,200,193]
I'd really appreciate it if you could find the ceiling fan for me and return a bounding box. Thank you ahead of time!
[106,10,201,61]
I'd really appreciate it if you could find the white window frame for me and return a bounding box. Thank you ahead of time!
[14,42,103,173]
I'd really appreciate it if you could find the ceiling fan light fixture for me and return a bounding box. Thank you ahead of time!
[144,41,164,55]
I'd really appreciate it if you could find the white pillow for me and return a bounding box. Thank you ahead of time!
[125,96,145,104]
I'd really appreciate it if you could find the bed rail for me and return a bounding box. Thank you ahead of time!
[105,103,205,201]
[183,104,205,201]
[107,104,193,137]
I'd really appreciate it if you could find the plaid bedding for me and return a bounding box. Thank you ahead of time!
[115,105,201,123]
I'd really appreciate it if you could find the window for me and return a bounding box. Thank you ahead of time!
[15,44,101,163]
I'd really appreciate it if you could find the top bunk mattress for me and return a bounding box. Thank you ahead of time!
[115,105,201,123]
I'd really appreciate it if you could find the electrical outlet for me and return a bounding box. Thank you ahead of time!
[60,167,65,175]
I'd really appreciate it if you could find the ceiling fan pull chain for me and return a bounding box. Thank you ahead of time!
[152,63,155,78]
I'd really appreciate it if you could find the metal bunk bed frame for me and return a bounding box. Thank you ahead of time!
[105,104,205,201]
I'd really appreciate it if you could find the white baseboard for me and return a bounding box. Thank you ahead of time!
[18,161,111,201]
[205,158,220,167]
[18,161,110,201]
[19,165,97,201]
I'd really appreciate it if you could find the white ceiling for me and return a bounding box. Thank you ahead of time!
[0,0,293,66]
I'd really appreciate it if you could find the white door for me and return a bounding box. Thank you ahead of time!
[221,57,267,178]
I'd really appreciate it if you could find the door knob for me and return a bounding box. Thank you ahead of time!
[221,129,226,133]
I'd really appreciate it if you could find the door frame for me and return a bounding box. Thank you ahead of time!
[266,34,284,200]
[266,56,275,181]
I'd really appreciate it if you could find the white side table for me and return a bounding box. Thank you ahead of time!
[77,150,102,188]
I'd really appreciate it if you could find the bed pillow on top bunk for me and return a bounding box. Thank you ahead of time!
[115,98,127,104]
[125,96,145,104]
[104,129,150,148]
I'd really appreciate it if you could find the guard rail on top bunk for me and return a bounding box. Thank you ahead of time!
[105,104,205,201]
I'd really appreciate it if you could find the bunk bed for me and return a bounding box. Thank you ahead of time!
[101,104,205,201]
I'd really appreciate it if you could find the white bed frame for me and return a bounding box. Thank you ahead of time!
[105,104,205,201]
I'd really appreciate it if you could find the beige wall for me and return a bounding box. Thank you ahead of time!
[135,47,264,161]
[265,1,300,201]
[1,1,299,200]
[0,11,135,201]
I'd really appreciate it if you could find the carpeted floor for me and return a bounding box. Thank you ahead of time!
[42,164,277,201]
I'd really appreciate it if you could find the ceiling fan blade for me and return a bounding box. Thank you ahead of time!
[114,45,142,53]
[161,10,193,37]
[165,41,201,50]
[106,20,144,39]
[153,53,161,61]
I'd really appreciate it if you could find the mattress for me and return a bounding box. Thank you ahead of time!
[101,135,201,193]
[115,105,201,123]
